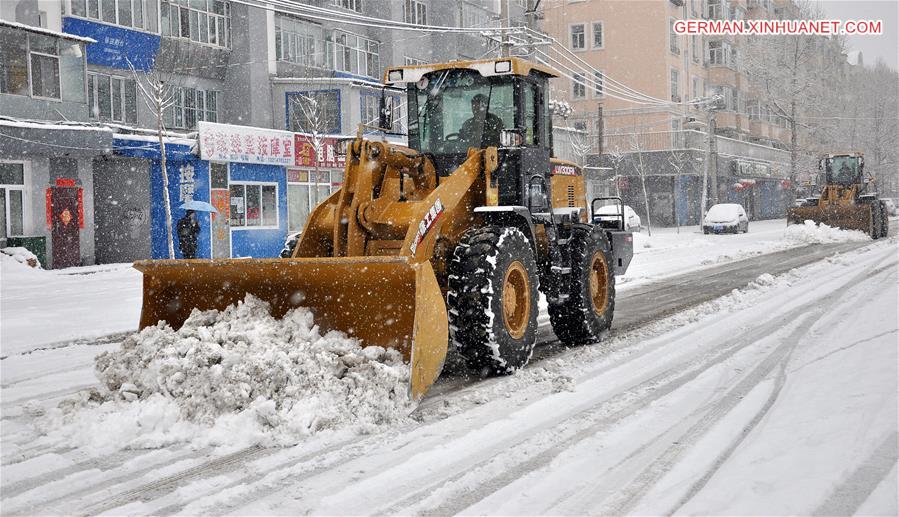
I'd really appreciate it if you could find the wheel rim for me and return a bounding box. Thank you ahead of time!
[589,252,609,315]
[502,261,530,339]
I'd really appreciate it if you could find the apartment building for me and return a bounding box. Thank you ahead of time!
[542,0,798,225]
[1,0,519,266]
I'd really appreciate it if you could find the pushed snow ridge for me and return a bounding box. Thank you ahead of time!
[43,295,414,451]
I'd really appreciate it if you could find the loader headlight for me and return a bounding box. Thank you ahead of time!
[500,129,522,147]
[494,60,512,74]
[387,69,403,82]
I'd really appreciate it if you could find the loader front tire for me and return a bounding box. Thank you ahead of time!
[447,226,539,374]
[549,226,616,346]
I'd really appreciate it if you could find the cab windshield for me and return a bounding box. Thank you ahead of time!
[827,156,860,185]
[412,70,514,155]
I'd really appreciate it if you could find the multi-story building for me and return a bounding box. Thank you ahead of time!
[541,0,797,225]
[1,0,519,267]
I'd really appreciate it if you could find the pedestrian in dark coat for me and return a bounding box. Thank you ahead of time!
[177,210,200,259]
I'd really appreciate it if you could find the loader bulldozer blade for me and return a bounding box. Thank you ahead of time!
[133,257,448,400]
[788,205,873,235]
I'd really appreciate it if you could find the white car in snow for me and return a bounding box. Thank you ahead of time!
[593,204,642,232]
[703,203,749,234]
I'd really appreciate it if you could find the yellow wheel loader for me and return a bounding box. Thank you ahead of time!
[787,152,889,239]
[134,58,634,401]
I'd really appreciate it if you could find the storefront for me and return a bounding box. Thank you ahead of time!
[288,135,345,234]
[0,120,112,268]
[198,122,290,258]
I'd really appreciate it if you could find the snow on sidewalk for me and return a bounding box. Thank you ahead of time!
[0,256,142,356]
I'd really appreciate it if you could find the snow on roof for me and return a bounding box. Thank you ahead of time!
[113,132,197,147]
[0,19,96,44]
[0,117,113,132]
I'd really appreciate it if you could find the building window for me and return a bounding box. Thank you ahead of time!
[329,30,379,78]
[288,169,332,232]
[670,68,679,102]
[0,162,25,239]
[229,183,277,228]
[572,73,586,99]
[707,40,724,65]
[1,29,85,101]
[160,0,229,48]
[331,0,361,12]
[692,76,701,100]
[669,18,679,54]
[403,56,425,65]
[166,87,218,129]
[71,0,159,32]
[287,90,341,134]
[29,34,60,99]
[692,35,700,63]
[88,73,137,123]
[592,70,604,97]
[591,22,603,49]
[570,24,585,50]
[404,0,427,25]
[275,16,325,68]
[461,2,496,28]
[707,0,724,19]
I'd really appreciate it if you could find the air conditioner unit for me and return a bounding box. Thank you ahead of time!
[671,95,682,103]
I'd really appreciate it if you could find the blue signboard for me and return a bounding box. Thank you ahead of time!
[63,17,160,71]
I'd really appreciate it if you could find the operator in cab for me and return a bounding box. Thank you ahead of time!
[460,93,503,148]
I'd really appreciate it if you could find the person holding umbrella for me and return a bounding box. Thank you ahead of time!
[177,200,217,259]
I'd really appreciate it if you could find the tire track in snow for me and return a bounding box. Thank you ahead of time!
[602,247,898,515]
[812,433,898,516]
[386,243,896,516]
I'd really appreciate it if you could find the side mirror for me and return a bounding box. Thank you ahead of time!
[379,94,395,132]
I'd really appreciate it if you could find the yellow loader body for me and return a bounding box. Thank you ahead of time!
[135,141,493,400]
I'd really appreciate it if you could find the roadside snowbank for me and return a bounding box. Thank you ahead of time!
[33,296,413,451]
[785,220,869,244]
[1,247,41,268]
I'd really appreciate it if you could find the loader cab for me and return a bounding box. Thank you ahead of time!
[386,58,557,208]
[822,154,864,187]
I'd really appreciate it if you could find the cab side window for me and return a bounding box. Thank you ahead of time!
[523,83,541,146]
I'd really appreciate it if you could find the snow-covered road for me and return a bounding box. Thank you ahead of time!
[1,221,896,515]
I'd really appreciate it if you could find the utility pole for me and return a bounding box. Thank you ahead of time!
[500,0,510,57]
[597,105,604,155]
[709,113,718,205]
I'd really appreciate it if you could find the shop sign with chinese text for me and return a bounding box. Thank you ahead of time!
[199,122,295,166]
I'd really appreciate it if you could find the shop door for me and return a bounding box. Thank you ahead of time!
[210,189,231,258]
[209,163,231,258]
[51,186,80,268]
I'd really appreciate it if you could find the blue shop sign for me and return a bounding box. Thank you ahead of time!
[63,17,160,71]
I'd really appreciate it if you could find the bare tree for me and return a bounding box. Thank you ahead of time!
[667,150,688,232]
[627,132,653,236]
[128,60,178,259]
[291,92,327,193]
[743,1,839,197]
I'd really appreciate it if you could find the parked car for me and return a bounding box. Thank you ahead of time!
[703,203,749,234]
[593,204,642,232]
[883,198,898,216]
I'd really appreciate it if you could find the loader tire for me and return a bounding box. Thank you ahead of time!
[879,202,890,238]
[447,226,539,374]
[548,226,616,346]
[870,202,883,240]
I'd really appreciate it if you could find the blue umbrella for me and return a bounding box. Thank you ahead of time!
[180,200,218,213]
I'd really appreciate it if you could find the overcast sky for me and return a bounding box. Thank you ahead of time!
[817,0,898,70]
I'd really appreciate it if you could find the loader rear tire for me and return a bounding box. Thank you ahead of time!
[447,226,539,374]
[870,202,883,240]
[548,226,616,346]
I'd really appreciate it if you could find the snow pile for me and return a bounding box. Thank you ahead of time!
[1,246,41,268]
[37,295,413,451]
[785,220,869,244]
